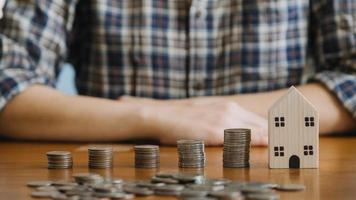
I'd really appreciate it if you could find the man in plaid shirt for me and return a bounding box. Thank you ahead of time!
[0,1,354,145]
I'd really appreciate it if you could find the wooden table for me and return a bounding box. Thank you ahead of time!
[0,137,356,200]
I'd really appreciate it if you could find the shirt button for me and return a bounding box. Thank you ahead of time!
[196,10,202,18]
[132,55,144,65]
[193,81,204,90]
[340,15,351,30]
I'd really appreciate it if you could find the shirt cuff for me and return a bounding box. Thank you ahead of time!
[0,37,53,111]
[0,69,51,111]
[313,71,356,118]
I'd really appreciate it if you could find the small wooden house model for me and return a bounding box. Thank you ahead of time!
[268,86,319,168]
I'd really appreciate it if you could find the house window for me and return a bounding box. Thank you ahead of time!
[305,117,315,127]
[274,146,284,157]
[304,145,313,155]
[274,117,285,127]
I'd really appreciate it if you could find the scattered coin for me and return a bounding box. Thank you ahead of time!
[36,186,58,192]
[187,183,224,192]
[209,190,244,199]
[52,180,78,187]
[135,180,165,189]
[201,178,231,186]
[50,192,68,200]
[173,173,204,183]
[223,128,251,168]
[73,172,104,184]
[88,146,113,168]
[92,184,117,193]
[246,192,280,200]
[110,192,135,199]
[154,184,185,196]
[177,139,205,168]
[247,182,279,189]
[27,181,53,187]
[31,191,54,198]
[123,185,154,196]
[275,183,306,191]
[241,186,273,194]
[134,145,160,168]
[180,189,208,197]
[111,178,124,185]
[151,176,179,184]
[27,172,306,199]
[46,151,73,169]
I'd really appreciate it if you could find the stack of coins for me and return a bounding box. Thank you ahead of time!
[134,145,160,168]
[88,147,113,168]
[223,128,251,168]
[46,151,73,169]
[177,140,205,168]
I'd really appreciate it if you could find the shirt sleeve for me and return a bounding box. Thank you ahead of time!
[310,0,356,118]
[0,0,5,19]
[0,0,77,111]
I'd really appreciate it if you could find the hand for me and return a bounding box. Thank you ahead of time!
[119,96,268,146]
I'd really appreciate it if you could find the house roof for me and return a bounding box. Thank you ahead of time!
[269,86,317,113]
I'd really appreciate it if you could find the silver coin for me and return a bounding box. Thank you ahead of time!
[31,191,54,198]
[109,192,135,199]
[246,193,280,200]
[275,183,306,191]
[173,173,204,183]
[180,189,208,197]
[154,184,185,192]
[51,192,68,200]
[46,151,71,156]
[246,182,279,189]
[36,186,58,192]
[209,191,243,199]
[52,181,78,187]
[187,184,224,192]
[241,186,272,194]
[27,181,53,187]
[154,189,181,196]
[151,176,179,184]
[123,186,154,196]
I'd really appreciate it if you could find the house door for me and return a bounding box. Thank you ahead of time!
[289,155,300,168]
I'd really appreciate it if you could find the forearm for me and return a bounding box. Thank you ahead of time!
[227,83,356,134]
[0,85,148,141]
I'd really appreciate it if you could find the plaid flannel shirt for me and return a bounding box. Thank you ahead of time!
[0,0,355,118]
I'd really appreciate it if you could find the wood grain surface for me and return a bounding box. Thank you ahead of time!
[0,137,355,200]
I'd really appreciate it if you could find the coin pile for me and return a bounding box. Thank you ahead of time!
[88,146,113,168]
[46,151,73,169]
[73,173,104,185]
[177,139,205,168]
[134,145,160,168]
[223,128,251,168]
[27,172,306,200]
